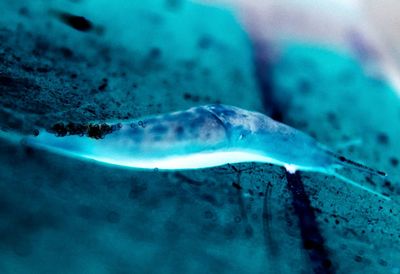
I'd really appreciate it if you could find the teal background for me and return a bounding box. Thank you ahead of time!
[0,0,399,273]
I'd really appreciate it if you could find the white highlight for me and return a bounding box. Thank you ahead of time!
[284,164,298,174]
[332,171,390,201]
[83,150,284,170]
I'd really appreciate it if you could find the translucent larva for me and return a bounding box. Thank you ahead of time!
[1,104,389,200]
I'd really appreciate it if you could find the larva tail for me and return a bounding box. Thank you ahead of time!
[331,171,390,200]
[331,153,386,177]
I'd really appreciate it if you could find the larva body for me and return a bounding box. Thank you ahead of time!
[26,105,333,172]
[22,104,388,199]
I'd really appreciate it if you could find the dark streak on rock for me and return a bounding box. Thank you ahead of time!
[252,40,283,122]
[253,39,334,273]
[286,171,333,274]
[175,172,202,186]
[262,182,279,256]
[231,182,242,190]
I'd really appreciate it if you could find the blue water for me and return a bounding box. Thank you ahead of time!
[0,1,399,273]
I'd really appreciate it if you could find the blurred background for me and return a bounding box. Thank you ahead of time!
[0,0,399,273]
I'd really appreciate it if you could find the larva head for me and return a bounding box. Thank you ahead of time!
[204,104,268,139]
[205,104,336,170]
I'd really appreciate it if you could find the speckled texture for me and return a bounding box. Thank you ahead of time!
[0,1,399,274]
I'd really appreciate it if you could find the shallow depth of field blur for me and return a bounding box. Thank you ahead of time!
[0,0,399,273]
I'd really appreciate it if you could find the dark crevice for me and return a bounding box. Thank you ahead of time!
[234,171,248,223]
[262,181,277,256]
[286,171,333,274]
[253,40,334,273]
[252,40,283,122]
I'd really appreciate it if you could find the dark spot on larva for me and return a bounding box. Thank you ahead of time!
[32,129,39,136]
[162,114,176,122]
[175,125,184,138]
[130,124,143,137]
[50,123,68,137]
[65,123,87,136]
[87,124,113,139]
[377,132,389,145]
[129,126,144,142]
[56,12,93,32]
[177,111,196,122]
[151,124,168,134]
[152,133,163,142]
[143,118,159,125]
[194,107,211,117]
[111,123,122,131]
